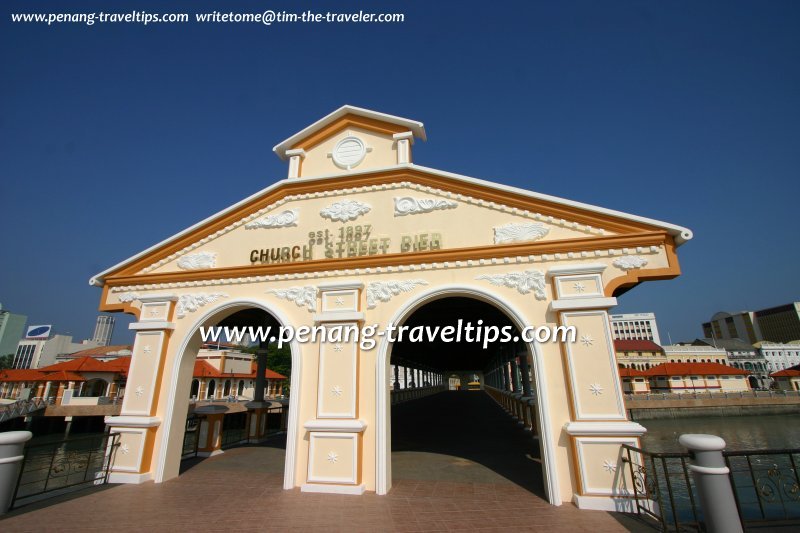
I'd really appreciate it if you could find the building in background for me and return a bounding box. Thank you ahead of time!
[645,362,751,394]
[613,339,667,370]
[0,303,27,357]
[692,338,769,388]
[771,365,800,392]
[754,302,800,343]
[663,344,729,365]
[610,312,662,344]
[702,302,800,344]
[755,341,800,374]
[92,315,115,346]
[56,344,133,363]
[13,334,99,369]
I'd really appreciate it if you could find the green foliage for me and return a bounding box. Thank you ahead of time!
[0,354,13,370]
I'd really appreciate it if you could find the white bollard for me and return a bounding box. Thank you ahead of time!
[0,430,32,514]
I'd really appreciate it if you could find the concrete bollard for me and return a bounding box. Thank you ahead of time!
[0,430,32,515]
[678,434,743,533]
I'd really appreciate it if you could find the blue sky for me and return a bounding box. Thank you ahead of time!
[1,0,798,346]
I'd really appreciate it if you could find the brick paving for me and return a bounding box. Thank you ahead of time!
[1,392,652,531]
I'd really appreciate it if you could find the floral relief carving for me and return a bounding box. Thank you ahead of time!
[476,270,546,300]
[268,286,318,312]
[177,251,217,270]
[394,196,458,216]
[613,255,649,271]
[320,200,371,222]
[493,222,550,244]
[366,280,429,309]
[176,293,228,318]
[244,209,299,229]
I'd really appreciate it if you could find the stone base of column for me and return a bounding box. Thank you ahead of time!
[573,494,638,512]
[301,483,366,495]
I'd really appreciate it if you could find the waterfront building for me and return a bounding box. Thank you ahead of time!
[55,344,133,363]
[0,304,26,357]
[662,344,728,365]
[190,344,286,400]
[702,302,800,344]
[754,341,800,373]
[87,105,692,508]
[692,338,769,388]
[644,362,750,394]
[610,312,662,344]
[92,315,116,346]
[771,365,800,392]
[613,339,666,370]
[13,334,99,369]
[617,367,650,394]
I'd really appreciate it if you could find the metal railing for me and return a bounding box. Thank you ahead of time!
[625,390,800,401]
[0,398,48,423]
[725,449,800,528]
[11,433,120,508]
[622,444,800,531]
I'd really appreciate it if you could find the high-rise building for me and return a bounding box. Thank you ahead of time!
[13,334,99,369]
[609,312,662,345]
[0,304,27,357]
[702,302,800,344]
[92,315,115,346]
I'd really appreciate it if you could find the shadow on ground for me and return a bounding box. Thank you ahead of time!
[391,390,546,498]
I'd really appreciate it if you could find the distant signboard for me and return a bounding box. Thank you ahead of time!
[26,325,52,339]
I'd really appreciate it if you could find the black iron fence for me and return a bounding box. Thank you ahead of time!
[622,444,800,531]
[12,433,120,509]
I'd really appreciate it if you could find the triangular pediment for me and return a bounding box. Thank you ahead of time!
[92,166,691,287]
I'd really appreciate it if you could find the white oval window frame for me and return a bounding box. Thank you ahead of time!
[331,136,368,170]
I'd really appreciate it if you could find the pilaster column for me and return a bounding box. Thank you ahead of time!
[286,148,306,179]
[393,131,414,164]
[547,264,645,510]
[302,281,366,495]
[105,294,176,484]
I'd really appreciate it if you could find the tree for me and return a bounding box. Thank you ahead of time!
[0,354,14,370]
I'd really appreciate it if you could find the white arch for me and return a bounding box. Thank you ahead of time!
[374,284,561,505]
[154,298,303,490]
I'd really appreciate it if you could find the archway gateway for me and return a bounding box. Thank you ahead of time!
[91,106,692,510]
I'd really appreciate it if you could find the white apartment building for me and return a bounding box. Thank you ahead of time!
[13,335,99,369]
[610,312,662,345]
[756,342,800,373]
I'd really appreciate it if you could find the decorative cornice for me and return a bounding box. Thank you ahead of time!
[612,255,649,270]
[176,293,228,318]
[475,270,546,300]
[394,196,458,216]
[177,251,217,270]
[137,181,607,275]
[320,199,371,222]
[108,243,664,293]
[268,286,318,312]
[366,280,428,309]
[244,209,299,229]
[494,222,550,244]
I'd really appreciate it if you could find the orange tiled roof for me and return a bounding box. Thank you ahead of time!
[192,360,286,380]
[0,369,47,382]
[67,344,132,357]
[771,365,800,377]
[618,367,649,377]
[614,339,664,352]
[39,356,115,373]
[644,362,749,377]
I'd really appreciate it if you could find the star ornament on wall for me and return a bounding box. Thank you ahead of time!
[327,451,339,464]
[589,383,604,396]
[331,385,343,397]
[333,343,343,352]
[142,345,152,355]
[335,297,345,306]
[573,282,586,293]
[135,386,145,397]
[580,334,594,347]
[602,459,617,473]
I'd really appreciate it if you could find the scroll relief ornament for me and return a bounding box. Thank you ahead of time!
[268,286,318,312]
[366,280,429,309]
[612,255,649,271]
[245,209,298,229]
[493,222,550,244]
[476,270,547,300]
[177,251,217,270]
[320,200,371,222]
[394,196,458,216]
[176,293,228,318]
